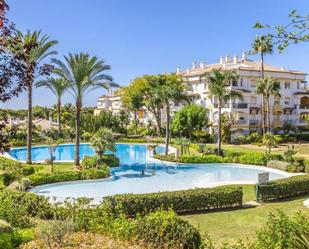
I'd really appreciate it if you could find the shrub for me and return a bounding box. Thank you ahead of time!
[238,152,266,165]
[180,154,223,163]
[29,169,110,186]
[266,160,290,171]
[101,154,120,167]
[36,220,75,248]
[102,186,242,217]
[133,210,202,249]
[28,172,81,186]
[80,168,109,180]
[0,219,13,233]
[258,174,309,201]
[1,172,16,186]
[81,155,97,169]
[0,190,52,228]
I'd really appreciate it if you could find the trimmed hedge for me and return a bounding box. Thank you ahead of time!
[133,210,202,249]
[102,186,242,217]
[257,174,309,202]
[101,154,120,167]
[0,157,35,186]
[82,155,120,169]
[28,168,110,186]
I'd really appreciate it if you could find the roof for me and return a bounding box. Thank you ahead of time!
[179,59,307,77]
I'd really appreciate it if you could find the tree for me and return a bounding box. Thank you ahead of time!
[36,78,69,134]
[251,35,273,135]
[254,10,309,52]
[7,30,57,164]
[221,113,236,144]
[0,1,32,153]
[160,74,188,155]
[262,132,278,153]
[171,104,208,140]
[257,77,281,133]
[46,137,61,173]
[205,69,243,155]
[118,110,130,135]
[53,53,115,167]
[90,128,116,167]
[122,85,144,134]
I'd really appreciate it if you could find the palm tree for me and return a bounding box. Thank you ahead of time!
[160,74,188,155]
[206,69,243,155]
[251,35,273,134]
[257,77,281,133]
[36,78,69,134]
[90,128,116,167]
[8,30,57,164]
[53,53,116,168]
[262,132,278,154]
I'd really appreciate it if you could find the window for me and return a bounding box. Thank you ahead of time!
[284,82,291,89]
[250,80,256,88]
[284,97,290,105]
[274,97,280,105]
[232,80,237,86]
[240,78,243,87]
[297,81,300,89]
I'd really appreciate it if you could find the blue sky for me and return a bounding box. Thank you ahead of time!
[3,0,309,109]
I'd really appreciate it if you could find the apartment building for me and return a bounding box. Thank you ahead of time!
[178,53,308,137]
[94,92,151,125]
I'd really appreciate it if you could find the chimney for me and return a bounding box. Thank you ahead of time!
[220,56,223,64]
[242,51,247,60]
[225,55,230,63]
[49,116,53,125]
[176,66,180,74]
[192,61,196,69]
[200,61,205,69]
[233,55,238,64]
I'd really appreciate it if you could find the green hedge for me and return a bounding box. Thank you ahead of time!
[28,168,110,186]
[133,210,202,249]
[257,174,309,202]
[102,186,242,217]
[0,157,35,186]
[101,154,120,167]
[82,155,120,169]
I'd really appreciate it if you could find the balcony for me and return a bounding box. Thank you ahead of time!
[234,120,248,125]
[249,120,260,125]
[213,103,230,108]
[273,104,283,113]
[232,103,248,108]
[283,120,297,125]
[272,120,283,127]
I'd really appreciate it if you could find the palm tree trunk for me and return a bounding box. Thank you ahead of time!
[155,108,162,136]
[134,110,137,135]
[267,95,271,132]
[218,102,222,155]
[165,104,170,155]
[261,53,264,79]
[26,83,32,164]
[57,98,62,135]
[261,94,266,135]
[74,98,81,168]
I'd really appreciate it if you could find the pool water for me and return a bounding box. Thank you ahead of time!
[9,144,288,202]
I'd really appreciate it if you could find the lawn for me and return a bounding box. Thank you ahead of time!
[182,184,309,246]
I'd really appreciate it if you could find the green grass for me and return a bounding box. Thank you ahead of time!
[182,184,309,246]
[34,162,74,174]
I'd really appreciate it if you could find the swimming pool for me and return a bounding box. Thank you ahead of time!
[9,144,290,202]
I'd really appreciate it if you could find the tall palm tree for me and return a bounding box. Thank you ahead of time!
[257,77,281,132]
[159,74,188,155]
[36,78,69,134]
[251,35,273,135]
[8,30,57,164]
[53,53,116,167]
[206,69,243,155]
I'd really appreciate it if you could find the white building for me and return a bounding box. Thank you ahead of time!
[178,53,308,136]
[94,53,308,136]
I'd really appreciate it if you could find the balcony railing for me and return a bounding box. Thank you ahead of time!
[295,104,309,109]
[234,120,248,125]
[213,103,248,108]
[283,120,297,125]
[232,103,248,108]
[249,120,260,125]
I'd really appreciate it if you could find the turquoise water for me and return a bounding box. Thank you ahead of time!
[9,144,288,202]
